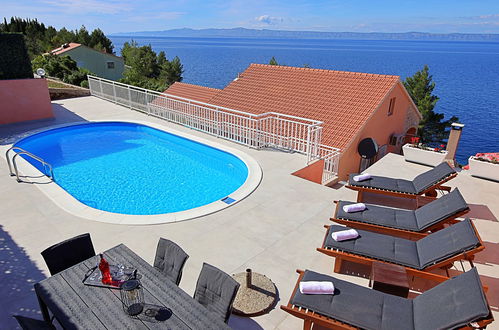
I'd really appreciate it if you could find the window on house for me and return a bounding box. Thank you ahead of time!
[388,97,396,116]
[107,61,115,69]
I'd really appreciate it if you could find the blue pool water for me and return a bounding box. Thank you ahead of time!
[14,122,248,215]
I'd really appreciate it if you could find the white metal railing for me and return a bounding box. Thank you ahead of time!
[310,145,341,184]
[87,75,341,181]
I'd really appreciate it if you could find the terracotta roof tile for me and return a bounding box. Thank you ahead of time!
[50,43,82,55]
[207,64,400,149]
[165,82,222,104]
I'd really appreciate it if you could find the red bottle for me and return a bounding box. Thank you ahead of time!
[99,253,113,285]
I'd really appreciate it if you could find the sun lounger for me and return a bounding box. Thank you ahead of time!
[318,219,484,275]
[347,162,457,201]
[281,268,493,330]
[333,189,469,240]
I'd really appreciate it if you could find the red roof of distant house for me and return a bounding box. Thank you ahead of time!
[165,82,221,104]
[50,43,82,55]
[166,64,411,149]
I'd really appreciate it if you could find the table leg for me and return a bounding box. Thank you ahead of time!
[36,292,51,324]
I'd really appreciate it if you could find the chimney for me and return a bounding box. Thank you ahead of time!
[444,123,465,166]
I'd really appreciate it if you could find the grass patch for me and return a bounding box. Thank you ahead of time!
[47,80,74,89]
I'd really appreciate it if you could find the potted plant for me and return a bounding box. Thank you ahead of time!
[402,137,448,167]
[468,154,499,182]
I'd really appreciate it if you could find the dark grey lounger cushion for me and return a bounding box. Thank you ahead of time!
[413,267,489,330]
[336,201,419,231]
[325,219,479,270]
[348,162,456,194]
[325,225,420,268]
[291,268,488,330]
[417,218,480,269]
[415,188,468,230]
[412,162,455,194]
[336,188,468,232]
[348,174,417,194]
[291,270,413,330]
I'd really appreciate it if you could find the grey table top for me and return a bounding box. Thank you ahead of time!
[34,244,231,330]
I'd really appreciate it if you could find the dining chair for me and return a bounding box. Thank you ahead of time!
[194,263,240,323]
[153,238,189,285]
[41,233,96,275]
[12,315,56,330]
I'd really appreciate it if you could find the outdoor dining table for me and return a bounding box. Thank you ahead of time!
[34,244,231,329]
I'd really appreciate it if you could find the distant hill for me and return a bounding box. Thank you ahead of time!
[111,27,499,42]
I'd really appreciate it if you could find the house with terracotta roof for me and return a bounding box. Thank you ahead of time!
[49,43,124,81]
[165,64,422,182]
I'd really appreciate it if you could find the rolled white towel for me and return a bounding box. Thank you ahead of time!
[343,203,366,213]
[299,281,335,295]
[353,173,372,182]
[332,229,359,242]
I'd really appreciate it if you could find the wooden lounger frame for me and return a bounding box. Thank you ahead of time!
[281,269,494,330]
[331,200,470,241]
[318,220,485,276]
[346,172,457,202]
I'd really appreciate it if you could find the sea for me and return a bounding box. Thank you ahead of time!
[109,36,499,164]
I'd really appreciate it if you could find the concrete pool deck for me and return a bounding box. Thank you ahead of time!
[1,96,498,329]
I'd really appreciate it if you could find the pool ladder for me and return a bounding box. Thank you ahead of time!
[5,147,54,182]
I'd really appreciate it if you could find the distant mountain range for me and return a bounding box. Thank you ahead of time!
[111,27,499,41]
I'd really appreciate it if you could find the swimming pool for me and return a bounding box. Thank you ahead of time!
[13,122,261,221]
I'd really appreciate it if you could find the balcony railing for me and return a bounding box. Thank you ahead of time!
[87,75,341,182]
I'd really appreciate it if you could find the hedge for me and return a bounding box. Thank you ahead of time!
[0,33,33,80]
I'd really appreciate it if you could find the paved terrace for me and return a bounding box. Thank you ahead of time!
[0,96,498,329]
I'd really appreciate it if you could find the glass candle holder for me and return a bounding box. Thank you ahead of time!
[120,278,144,316]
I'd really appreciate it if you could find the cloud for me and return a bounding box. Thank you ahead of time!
[255,15,284,25]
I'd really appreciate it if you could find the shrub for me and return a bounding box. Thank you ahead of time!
[0,33,33,79]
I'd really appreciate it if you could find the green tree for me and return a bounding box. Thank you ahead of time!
[1,17,115,58]
[269,56,279,65]
[88,28,113,53]
[403,65,458,144]
[161,56,183,86]
[75,25,91,45]
[31,54,93,87]
[120,42,183,91]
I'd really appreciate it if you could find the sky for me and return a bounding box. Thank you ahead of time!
[2,0,499,34]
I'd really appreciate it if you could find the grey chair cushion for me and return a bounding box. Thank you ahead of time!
[194,263,240,323]
[336,201,419,231]
[153,238,189,285]
[291,270,414,330]
[412,162,455,193]
[415,188,468,230]
[416,219,480,269]
[325,225,420,268]
[413,267,489,330]
[348,174,417,194]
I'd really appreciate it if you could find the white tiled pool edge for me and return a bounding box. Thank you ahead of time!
[1,120,263,225]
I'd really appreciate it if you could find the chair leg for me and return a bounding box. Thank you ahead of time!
[303,319,313,330]
[334,258,342,273]
[36,293,51,324]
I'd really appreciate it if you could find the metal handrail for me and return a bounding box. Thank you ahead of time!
[5,146,54,182]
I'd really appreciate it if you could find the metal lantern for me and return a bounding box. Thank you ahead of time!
[120,277,144,316]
